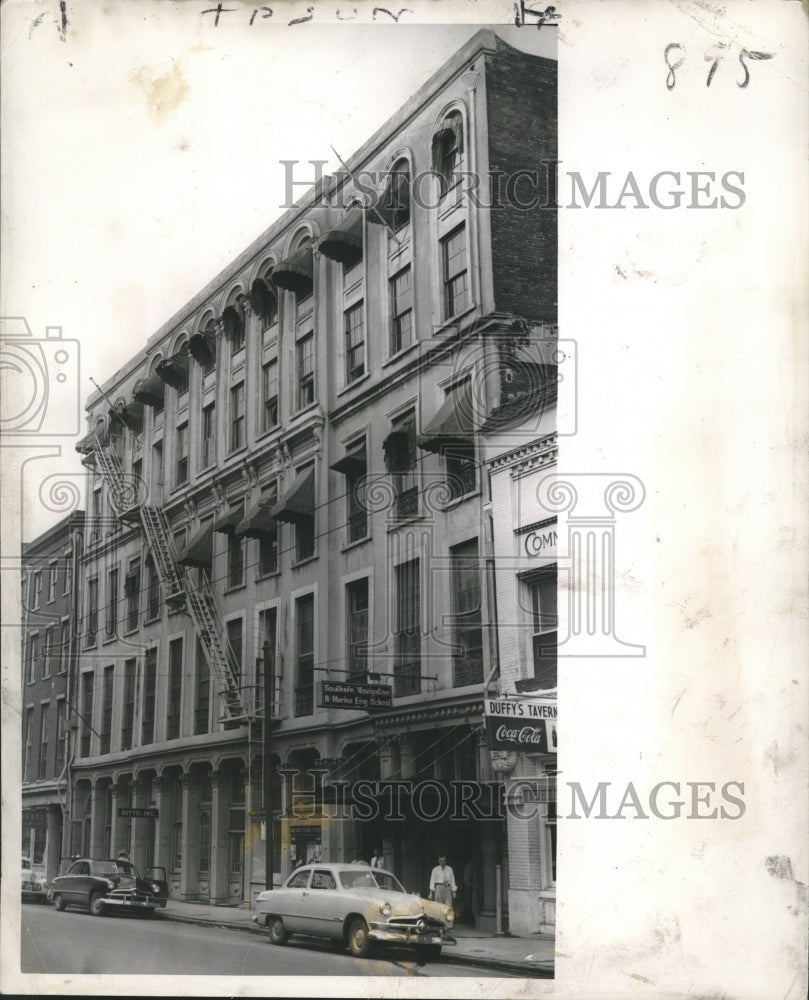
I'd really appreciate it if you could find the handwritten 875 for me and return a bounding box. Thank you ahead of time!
[664,43,774,90]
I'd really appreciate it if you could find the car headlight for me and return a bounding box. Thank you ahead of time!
[417,918,427,933]
[103,879,115,889]
[380,902,392,917]
[150,883,161,893]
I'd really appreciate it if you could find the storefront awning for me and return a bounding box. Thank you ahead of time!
[156,350,190,389]
[250,278,278,325]
[213,501,245,534]
[367,169,410,230]
[235,489,278,539]
[318,209,363,265]
[431,113,464,167]
[330,448,366,476]
[417,379,476,453]
[270,466,315,523]
[133,373,165,408]
[111,401,144,434]
[187,330,216,366]
[75,431,98,455]
[176,522,213,566]
[271,247,314,296]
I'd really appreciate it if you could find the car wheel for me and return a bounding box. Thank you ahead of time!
[418,944,442,963]
[89,892,106,917]
[268,916,288,945]
[53,894,66,912]
[347,917,371,958]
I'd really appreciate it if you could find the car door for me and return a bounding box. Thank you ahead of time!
[276,868,312,933]
[301,869,342,937]
[63,861,91,905]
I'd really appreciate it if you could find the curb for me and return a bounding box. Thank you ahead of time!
[155,910,554,977]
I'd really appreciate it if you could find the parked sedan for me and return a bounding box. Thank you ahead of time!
[50,858,162,916]
[21,857,48,902]
[252,864,455,960]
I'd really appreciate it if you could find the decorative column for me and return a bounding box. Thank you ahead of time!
[318,757,343,863]
[178,772,195,900]
[109,781,123,855]
[130,779,148,871]
[537,473,646,657]
[88,781,103,858]
[152,776,167,871]
[209,770,228,904]
[378,738,400,780]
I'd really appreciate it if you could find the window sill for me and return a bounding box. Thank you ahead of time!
[143,615,161,626]
[256,425,282,443]
[123,626,139,638]
[336,371,371,398]
[223,582,247,595]
[291,554,318,569]
[434,304,477,338]
[382,341,420,369]
[386,514,425,531]
[341,533,371,552]
[255,570,281,583]
[440,488,480,511]
[290,402,320,421]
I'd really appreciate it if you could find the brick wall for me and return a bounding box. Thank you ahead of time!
[485,39,557,321]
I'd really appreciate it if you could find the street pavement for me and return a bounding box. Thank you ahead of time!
[20,900,549,979]
[156,897,555,977]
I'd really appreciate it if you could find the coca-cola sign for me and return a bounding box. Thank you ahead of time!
[484,697,558,753]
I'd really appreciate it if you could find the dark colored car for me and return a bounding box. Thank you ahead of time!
[50,858,166,916]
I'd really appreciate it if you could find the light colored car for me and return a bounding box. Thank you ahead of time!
[252,863,455,960]
[21,857,48,902]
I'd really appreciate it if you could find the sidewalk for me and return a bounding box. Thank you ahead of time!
[155,899,555,976]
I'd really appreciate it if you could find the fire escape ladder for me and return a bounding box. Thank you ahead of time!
[91,436,246,722]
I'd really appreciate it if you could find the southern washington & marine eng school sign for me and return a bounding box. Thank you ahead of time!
[319,681,393,710]
[484,698,558,753]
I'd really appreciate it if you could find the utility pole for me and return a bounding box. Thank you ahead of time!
[263,640,274,890]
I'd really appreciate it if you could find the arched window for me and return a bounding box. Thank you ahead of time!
[251,272,278,334]
[432,111,464,194]
[222,300,245,355]
[189,318,217,375]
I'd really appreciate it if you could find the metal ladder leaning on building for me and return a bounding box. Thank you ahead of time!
[90,435,246,723]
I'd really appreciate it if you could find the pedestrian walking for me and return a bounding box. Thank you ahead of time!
[370,847,383,868]
[428,855,457,906]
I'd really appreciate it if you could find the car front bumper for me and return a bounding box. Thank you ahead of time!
[369,923,455,947]
[104,895,157,909]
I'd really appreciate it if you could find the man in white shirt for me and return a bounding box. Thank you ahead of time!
[428,855,457,906]
[370,847,383,868]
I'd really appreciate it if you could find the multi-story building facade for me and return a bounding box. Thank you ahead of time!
[484,361,558,935]
[70,29,557,931]
[21,511,85,882]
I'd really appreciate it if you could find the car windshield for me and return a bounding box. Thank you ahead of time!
[339,869,406,892]
[115,861,136,877]
[93,861,118,875]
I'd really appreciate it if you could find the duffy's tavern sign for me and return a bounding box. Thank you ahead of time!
[484,698,557,753]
